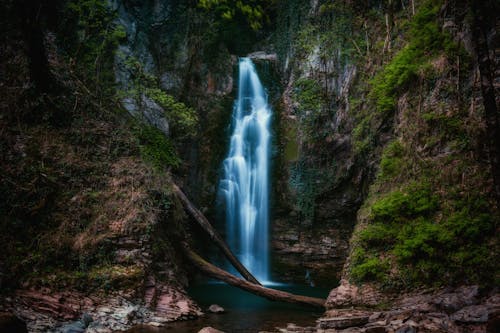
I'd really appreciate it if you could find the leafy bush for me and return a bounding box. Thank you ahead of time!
[134,125,180,170]
[123,56,199,143]
[371,183,439,223]
[198,0,273,31]
[371,46,420,115]
[358,223,398,249]
[146,88,198,141]
[379,140,404,179]
[351,180,497,287]
[351,255,389,283]
[370,0,456,116]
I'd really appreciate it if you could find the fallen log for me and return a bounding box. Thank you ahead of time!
[183,243,326,309]
[172,184,261,285]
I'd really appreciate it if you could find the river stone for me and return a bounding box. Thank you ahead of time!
[208,304,225,314]
[451,305,489,323]
[198,327,225,333]
[432,285,479,313]
[317,315,369,329]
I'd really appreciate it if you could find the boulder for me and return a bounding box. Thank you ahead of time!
[208,304,225,314]
[451,305,489,323]
[325,279,386,308]
[432,285,479,313]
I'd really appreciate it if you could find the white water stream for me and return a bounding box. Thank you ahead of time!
[219,57,272,282]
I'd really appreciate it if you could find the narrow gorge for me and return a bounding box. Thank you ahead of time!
[0,0,498,332]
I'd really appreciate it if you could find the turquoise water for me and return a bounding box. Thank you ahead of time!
[128,283,328,333]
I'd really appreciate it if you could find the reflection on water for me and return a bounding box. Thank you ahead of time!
[126,283,329,333]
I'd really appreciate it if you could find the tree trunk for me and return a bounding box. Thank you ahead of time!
[182,243,325,309]
[172,184,261,285]
[470,1,500,203]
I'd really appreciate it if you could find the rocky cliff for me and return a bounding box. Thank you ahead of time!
[272,0,499,291]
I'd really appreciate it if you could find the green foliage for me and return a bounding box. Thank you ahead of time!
[379,140,404,179]
[316,1,365,63]
[289,161,318,224]
[134,125,180,170]
[294,78,323,111]
[370,0,457,115]
[352,116,373,155]
[351,180,497,287]
[358,223,398,249]
[351,249,389,283]
[292,78,331,144]
[122,56,199,143]
[146,88,198,141]
[371,183,439,224]
[197,0,277,53]
[371,46,420,114]
[61,0,126,98]
[198,0,275,31]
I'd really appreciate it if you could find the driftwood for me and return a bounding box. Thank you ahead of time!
[182,243,326,309]
[172,184,261,285]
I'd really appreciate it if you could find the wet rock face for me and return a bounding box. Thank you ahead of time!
[270,0,369,286]
[122,95,170,137]
[272,223,351,286]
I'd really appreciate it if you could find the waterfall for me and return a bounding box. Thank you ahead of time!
[219,57,272,282]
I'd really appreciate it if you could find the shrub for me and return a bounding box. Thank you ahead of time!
[134,125,180,170]
[146,88,198,141]
[379,140,404,179]
[371,183,439,223]
[351,256,389,283]
[370,0,455,116]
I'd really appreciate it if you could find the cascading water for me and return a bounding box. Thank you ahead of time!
[218,57,272,283]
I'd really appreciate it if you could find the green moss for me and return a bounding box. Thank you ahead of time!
[371,183,439,224]
[351,179,498,287]
[352,117,372,155]
[370,0,457,116]
[358,223,398,249]
[351,255,389,283]
[134,125,180,170]
[379,140,404,179]
[291,77,332,146]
